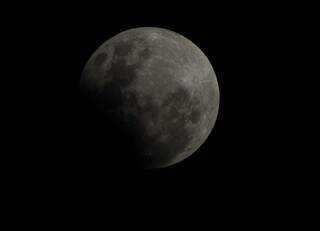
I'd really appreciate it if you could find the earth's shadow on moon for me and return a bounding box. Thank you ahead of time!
[76,89,146,173]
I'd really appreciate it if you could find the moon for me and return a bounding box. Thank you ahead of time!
[80,27,219,168]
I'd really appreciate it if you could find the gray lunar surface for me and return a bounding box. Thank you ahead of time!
[80,27,219,168]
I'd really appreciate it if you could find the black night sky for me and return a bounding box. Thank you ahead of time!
[3,2,307,225]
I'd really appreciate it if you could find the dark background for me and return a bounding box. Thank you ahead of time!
[4,2,310,225]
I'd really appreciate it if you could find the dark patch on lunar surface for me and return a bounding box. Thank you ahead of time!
[114,42,135,57]
[94,52,108,66]
[189,110,201,123]
[80,27,219,168]
[108,61,137,86]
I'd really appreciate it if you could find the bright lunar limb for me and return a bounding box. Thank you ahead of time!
[80,27,219,168]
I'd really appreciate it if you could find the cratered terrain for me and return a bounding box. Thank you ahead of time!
[80,27,219,168]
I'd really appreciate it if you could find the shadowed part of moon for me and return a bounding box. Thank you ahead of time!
[80,27,219,168]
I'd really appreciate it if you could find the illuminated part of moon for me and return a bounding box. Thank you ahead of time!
[80,27,219,168]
